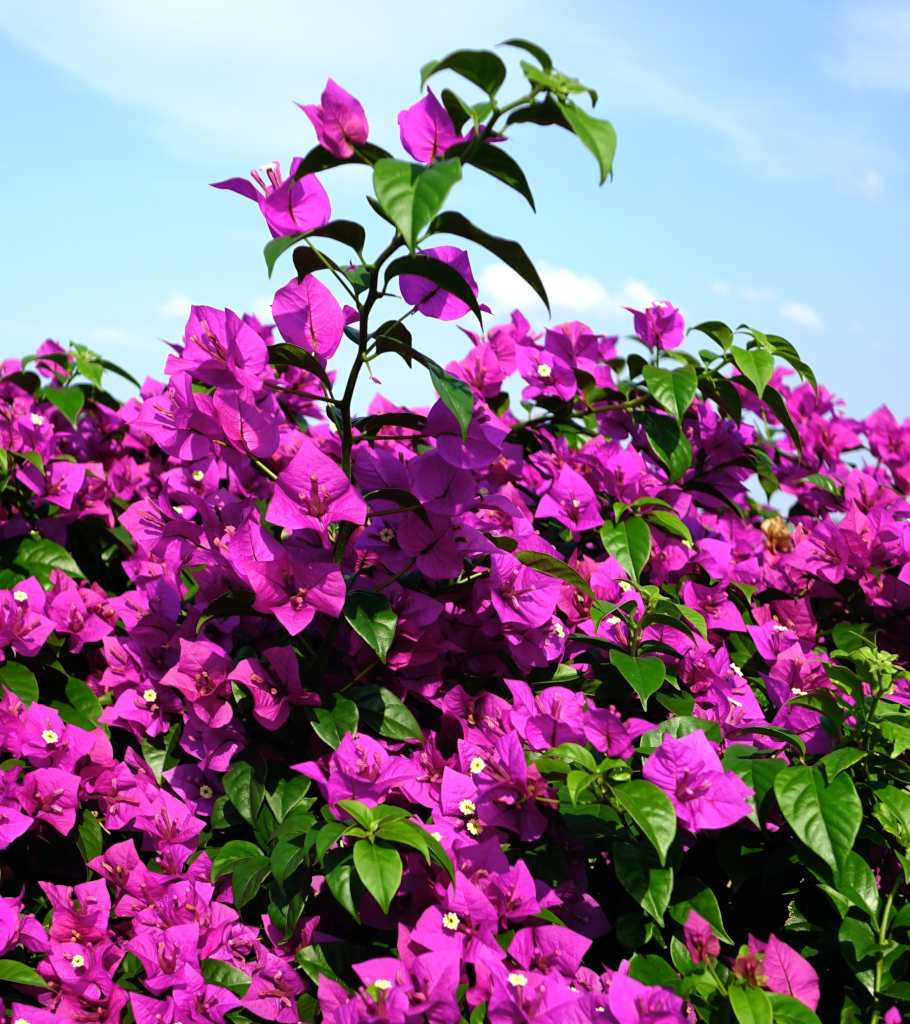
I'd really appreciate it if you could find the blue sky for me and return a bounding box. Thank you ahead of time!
[1,1,908,417]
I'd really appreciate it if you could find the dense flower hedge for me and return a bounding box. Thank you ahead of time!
[1,39,910,1024]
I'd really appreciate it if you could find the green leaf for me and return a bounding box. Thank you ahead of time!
[732,346,774,398]
[65,677,102,726]
[613,780,677,864]
[344,591,398,664]
[639,411,692,482]
[41,385,84,426]
[766,994,822,1024]
[642,365,697,423]
[352,686,422,741]
[773,766,861,874]
[643,509,692,546]
[74,347,104,388]
[210,840,265,881]
[669,882,733,943]
[223,761,264,826]
[293,141,392,179]
[557,100,617,184]
[264,233,306,276]
[445,141,536,210]
[76,808,103,863]
[200,958,252,997]
[264,775,312,823]
[353,841,402,913]
[385,252,483,325]
[762,385,802,452]
[231,854,271,908]
[836,851,880,920]
[271,841,308,886]
[613,841,674,923]
[600,517,652,581]
[691,320,734,349]
[268,343,333,392]
[819,747,866,782]
[311,696,359,749]
[373,158,462,252]
[427,362,474,440]
[14,535,85,583]
[421,49,507,96]
[729,985,772,1024]
[0,662,39,704]
[430,211,548,311]
[0,958,49,988]
[609,650,666,710]
[500,37,553,71]
[325,858,360,921]
[514,550,593,596]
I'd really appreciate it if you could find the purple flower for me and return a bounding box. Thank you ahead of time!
[266,437,367,532]
[535,466,603,533]
[748,933,820,1011]
[272,274,345,359]
[298,78,369,158]
[400,246,480,321]
[212,158,330,238]
[626,301,685,350]
[643,729,753,831]
[607,969,688,1023]
[683,909,720,963]
[398,90,464,162]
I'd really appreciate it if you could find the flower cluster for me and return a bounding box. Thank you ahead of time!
[1,38,909,1024]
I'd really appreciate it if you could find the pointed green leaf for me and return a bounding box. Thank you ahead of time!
[557,100,617,184]
[444,140,536,210]
[427,362,474,439]
[200,958,252,996]
[774,766,861,874]
[15,535,85,583]
[609,650,666,710]
[41,386,84,426]
[515,550,593,596]
[343,591,398,664]
[421,49,507,96]
[373,158,462,252]
[353,841,402,914]
[642,365,697,423]
[732,346,774,398]
[499,38,553,71]
[639,411,692,482]
[0,958,49,988]
[600,517,651,581]
[729,985,772,1024]
[613,780,677,864]
[0,662,39,705]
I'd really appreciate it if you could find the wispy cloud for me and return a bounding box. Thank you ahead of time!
[160,294,192,319]
[0,1,891,199]
[479,262,658,324]
[832,1,910,91]
[779,301,823,331]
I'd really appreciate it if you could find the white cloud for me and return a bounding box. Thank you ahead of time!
[779,301,823,331]
[832,1,910,91]
[478,262,660,324]
[160,293,191,319]
[710,282,774,303]
[0,1,892,197]
[859,168,885,199]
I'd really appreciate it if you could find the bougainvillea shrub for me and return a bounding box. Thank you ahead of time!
[1,38,910,1024]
